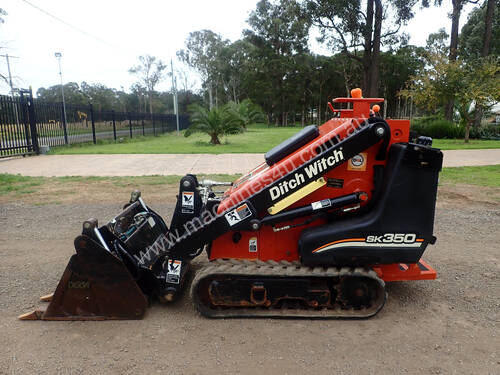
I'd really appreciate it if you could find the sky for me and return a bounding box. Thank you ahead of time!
[0,0,478,96]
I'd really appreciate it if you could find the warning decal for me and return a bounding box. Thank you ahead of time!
[311,199,332,210]
[166,260,182,284]
[225,203,252,226]
[249,237,258,252]
[181,191,194,213]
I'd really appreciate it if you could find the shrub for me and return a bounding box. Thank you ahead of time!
[227,99,267,128]
[185,104,243,145]
[469,123,500,140]
[411,116,465,139]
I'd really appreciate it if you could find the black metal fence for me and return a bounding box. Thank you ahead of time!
[0,89,190,157]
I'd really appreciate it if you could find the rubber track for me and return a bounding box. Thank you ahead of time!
[191,259,387,319]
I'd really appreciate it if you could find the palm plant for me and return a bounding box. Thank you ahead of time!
[228,99,267,129]
[185,104,243,145]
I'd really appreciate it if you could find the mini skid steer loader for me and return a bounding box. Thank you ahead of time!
[20,89,443,320]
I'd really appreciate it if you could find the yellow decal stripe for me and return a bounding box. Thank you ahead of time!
[267,177,326,215]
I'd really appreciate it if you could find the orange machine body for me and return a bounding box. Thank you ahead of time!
[210,96,436,282]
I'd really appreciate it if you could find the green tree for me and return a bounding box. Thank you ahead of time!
[113,88,130,113]
[80,82,117,111]
[217,39,256,103]
[185,104,243,145]
[460,1,499,60]
[177,30,229,109]
[228,99,267,128]
[244,0,311,125]
[380,45,427,117]
[460,1,499,126]
[130,83,148,113]
[402,51,500,142]
[304,0,420,97]
[129,55,167,117]
[36,82,87,105]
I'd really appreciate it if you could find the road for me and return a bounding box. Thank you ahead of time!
[0,149,499,176]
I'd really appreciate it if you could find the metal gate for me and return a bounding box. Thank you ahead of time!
[1,88,191,158]
[0,89,39,157]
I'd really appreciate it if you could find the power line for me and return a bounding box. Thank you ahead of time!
[19,0,115,47]
[0,54,20,93]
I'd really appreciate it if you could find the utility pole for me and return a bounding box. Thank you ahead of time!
[2,54,18,95]
[1,54,20,125]
[171,59,180,134]
[55,52,69,144]
[54,53,67,126]
[174,76,180,134]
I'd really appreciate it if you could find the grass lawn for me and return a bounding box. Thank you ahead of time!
[432,139,500,150]
[1,165,498,198]
[47,123,500,155]
[0,174,240,196]
[49,124,300,155]
[439,165,500,188]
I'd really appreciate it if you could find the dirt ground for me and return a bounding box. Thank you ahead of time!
[0,182,498,375]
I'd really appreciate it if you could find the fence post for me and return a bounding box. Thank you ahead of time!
[152,114,156,136]
[89,104,96,144]
[112,110,117,140]
[19,93,32,153]
[27,89,39,154]
[128,112,133,138]
[61,102,69,144]
[142,116,145,136]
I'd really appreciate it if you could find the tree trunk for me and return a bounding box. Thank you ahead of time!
[215,82,218,108]
[208,85,213,109]
[363,0,374,95]
[464,121,470,143]
[148,90,153,119]
[473,108,483,128]
[341,58,351,98]
[317,82,323,125]
[474,0,495,127]
[409,96,414,121]
[369,0,382,97]
[446,0,463,121]
[482,0,494,57]
[383,86,388,118]
[449,0,462,62]
[210,133,221,145]
[445,100,454,121]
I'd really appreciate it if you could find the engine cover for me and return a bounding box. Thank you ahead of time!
[298,143,443,266]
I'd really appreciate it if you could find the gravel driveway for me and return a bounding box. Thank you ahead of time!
[0,183,498,374]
